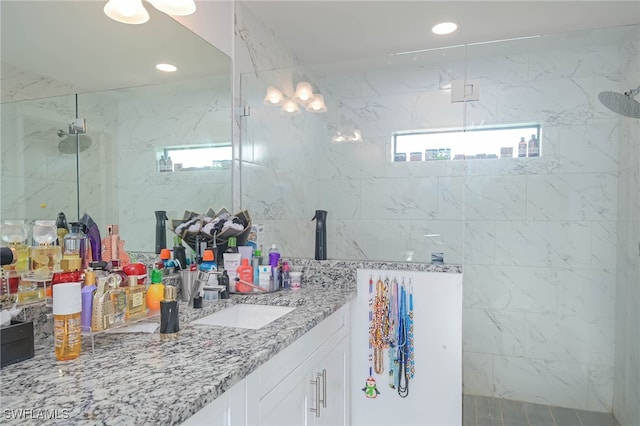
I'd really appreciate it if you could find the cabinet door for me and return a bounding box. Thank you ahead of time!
[314,334,349,426]
[259,372,310,426]
[182,379,246,426]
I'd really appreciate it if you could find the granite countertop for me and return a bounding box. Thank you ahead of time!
[0,259,461,425]
[1,285,355,425]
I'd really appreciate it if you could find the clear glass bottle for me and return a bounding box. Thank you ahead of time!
[30,220,62,277]
[53,282,82,361]
[62,222,89,272]
[1,220,30,293]
[528,134,540,157]
[1,220,30,271]
[125,275,146,321]
[56,212,69,246]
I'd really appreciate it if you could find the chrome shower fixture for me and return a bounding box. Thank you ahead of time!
[68,118,87,134]
[598,86,640,118]
[57,129,93,154]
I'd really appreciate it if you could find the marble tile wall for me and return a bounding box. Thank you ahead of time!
[1,76,231,252]
[0,93,110,226]
[613,35,640,426]
[235,7,635,413]
[111,77,232,252]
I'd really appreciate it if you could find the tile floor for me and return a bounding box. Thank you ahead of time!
[463,395,621,426]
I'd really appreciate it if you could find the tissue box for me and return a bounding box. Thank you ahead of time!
[1,320,34,368]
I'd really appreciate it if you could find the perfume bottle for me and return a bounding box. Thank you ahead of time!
[160,285,179,337]
[61,222,89,272]
[30,220,62,278]
[56,212,69,246]
[1,220,30,272]
[125,275,146,321]
[1,220,30,293]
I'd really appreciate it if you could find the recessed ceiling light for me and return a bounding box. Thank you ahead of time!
[432,22,458,35]
[156,63,177,72]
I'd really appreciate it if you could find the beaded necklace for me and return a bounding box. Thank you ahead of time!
[388,277,399,389]
[370,276,389,374]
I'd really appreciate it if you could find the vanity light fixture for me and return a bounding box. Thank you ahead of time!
[432,22,458,35]
[264,82,328,114]
[104,0,196,25]
[156,63,177,72]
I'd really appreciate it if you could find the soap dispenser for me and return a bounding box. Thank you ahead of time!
[311,210,327,260]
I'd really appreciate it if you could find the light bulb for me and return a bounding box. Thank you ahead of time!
[264,86,284,105]
[294,82,314,104]
[281,99,300,114]
[305,94,327,113]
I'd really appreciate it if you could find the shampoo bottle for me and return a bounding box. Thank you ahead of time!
[518,137,527,158]
[528,134,539,157]
[236,258,254,293]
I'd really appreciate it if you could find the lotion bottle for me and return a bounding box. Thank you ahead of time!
[53,282,82,361]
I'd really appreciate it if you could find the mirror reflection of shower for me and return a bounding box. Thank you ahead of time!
[598,86,640,118]
[57,127,93,154]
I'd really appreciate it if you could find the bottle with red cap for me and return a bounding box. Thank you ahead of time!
[199,249,218,287]
[236,258,254,293]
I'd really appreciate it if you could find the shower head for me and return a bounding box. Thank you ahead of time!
[57,129,93,154]
[598,87,640,118]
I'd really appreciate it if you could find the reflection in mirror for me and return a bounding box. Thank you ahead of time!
[1,1,232,252]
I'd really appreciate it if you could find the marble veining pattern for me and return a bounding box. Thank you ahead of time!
[1,287,354,425]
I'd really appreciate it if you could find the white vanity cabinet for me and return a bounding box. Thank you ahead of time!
[182,379,246,426]
[246,304,351,426]
[183,304,351,426]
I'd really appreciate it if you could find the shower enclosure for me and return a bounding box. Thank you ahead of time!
[236,3,638,421]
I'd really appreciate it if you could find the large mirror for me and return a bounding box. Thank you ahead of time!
[1,1,232,253]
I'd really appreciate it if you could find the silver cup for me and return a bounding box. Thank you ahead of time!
[179,270,198,303]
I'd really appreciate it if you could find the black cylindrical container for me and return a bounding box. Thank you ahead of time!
[173,246,186,270]
[219,270,230,299]
[311,210,327,260]
[0,247,16,266]
[160,286,179,335]
[155,210,168,255]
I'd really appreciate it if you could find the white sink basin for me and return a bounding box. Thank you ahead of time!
[191,304,296,329]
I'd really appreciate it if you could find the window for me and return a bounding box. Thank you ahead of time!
[159,144,232,171]
[392,124,541,162]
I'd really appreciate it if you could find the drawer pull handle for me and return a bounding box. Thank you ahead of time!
[310,377,321,417]
[319,369,327,408]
